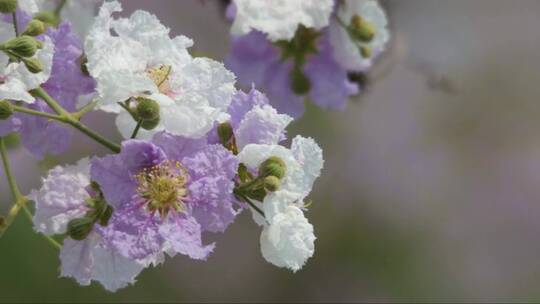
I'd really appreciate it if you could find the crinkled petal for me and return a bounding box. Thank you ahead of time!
[60,233,145,292]
[235,105,293,149]
[260,205,315,272]
[159,214,214,260]
[188,175,237,233]
[30,158,90,235]
[291,136,324,201]
[231,0,333,41]
[152,131,207,161]
[101,208,164,261]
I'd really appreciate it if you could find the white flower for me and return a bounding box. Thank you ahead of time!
[230,0,334,41]
[85,1,236,139]
[329,0,390,71]
[0,20,54,103]
[260,204,315,272]
[238,135,324,217]
[30,158,144,292]
[237,136,323,271]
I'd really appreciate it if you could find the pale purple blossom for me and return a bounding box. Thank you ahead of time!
[226,31,358,118]
[91,137,239,263]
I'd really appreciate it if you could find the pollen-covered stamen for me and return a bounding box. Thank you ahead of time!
[146,64,172,95]
[135,160,189,218]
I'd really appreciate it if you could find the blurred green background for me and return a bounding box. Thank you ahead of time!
[3,0,540,302]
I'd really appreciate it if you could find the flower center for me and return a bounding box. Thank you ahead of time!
[146,64,172,95]
[135,161,189,217]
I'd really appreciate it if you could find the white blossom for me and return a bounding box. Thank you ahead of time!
[237,136,323,271]
[260,204,315,272]
[85,1,236,139]
[329,0,390,71]
[230,0,334,41]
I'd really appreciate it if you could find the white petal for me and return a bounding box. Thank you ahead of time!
[235,105,293,149]
[231,0,333,41]
[291,136,324,201]
[30,158,91,235]
[260,205,315,272]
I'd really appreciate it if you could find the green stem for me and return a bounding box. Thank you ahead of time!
[54,0,68,16]
[12,12,19,37]
[12,105,65,121]
[72,100,97,121]
[22,205,62,250]
[131,119,143,139]
[0,137,28,237]
[30,88,121,153]
[233,188,265,219]
[0,138,22,200]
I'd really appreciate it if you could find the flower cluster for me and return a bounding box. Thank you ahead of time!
[226,0,390,117]
[0,0,326,292]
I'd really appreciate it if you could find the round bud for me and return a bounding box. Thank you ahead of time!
[141,116,160,130]
[98,205,114,227]
[33,11,59,27]
[264,175,281,192]
[291,66,311,95]
[258,156,287,179]
[135,97,160,121]
[0,0,17,14]
[217,122,233,145]
[0,100,13,120]
[3,36,38,57]
[67,217,95,241]
[22,57,43,73]
[22,19,46,37]
[349,14,376,43]
[360,45,373,59]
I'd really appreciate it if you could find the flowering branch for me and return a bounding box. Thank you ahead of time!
[30,87,121,153]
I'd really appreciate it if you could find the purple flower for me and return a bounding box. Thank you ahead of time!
[226,31,358,118]
[91,137,239,263]
[208,87,293,149]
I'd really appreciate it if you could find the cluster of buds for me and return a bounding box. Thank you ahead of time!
[0,3,48,73]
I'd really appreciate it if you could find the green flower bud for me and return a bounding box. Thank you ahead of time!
[98,205,114,227]
[0,100,13,120]
[141,116,160,130]
[67,217,95,241]
[33,11,59,27]
[135,97,160,121]
[360,45,373,58]
[349,14,376,43]
[291,66,311,95]
[3,36,38,57]
[217,122,233,145]
[22,19,46,37]
[264,175,281,192]
[0,0,17,14]
[258,156,287,179]
[22,57,43,73]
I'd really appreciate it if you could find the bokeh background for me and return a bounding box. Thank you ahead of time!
[2,0,540,302]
